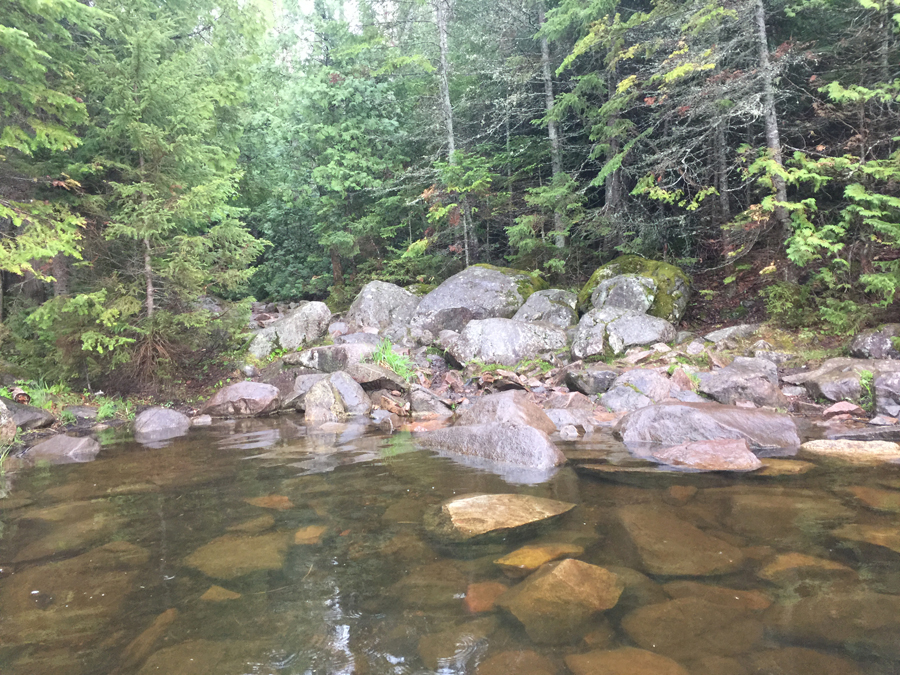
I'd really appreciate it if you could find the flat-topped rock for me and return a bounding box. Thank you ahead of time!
[613,504,745,576]
[512,289,577,328]
[757,552,858,586]
[134,406,191,445]
[799,439,900,464]
[424,493,575,544]
[184,532,290,579]
[566,647,690,675]
[616,402,800,451]
[497,558,623,644]
[494,543,584,578]
[782,357,900,403]
[417,422,566,470]
[663,580,772,610]
[643,438,763,472]
[832,523,900,554]
[476,650,558,675]
[200,381,280,417]
[455,390,556,435]
[845,485,900,512]
[747,647,863,675]
[25,434,101,464]
[448,317,567,367]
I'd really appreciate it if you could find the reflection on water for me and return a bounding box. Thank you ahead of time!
[0,417,899,675]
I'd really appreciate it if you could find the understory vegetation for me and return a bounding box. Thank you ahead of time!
[2,0,900,392]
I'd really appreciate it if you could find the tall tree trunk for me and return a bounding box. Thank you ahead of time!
[330,247,344,287]
[52,253,69,297]
[753,0,789,237]
[715,121,731,225]
[139,152,154,318]
[604,71,624,216]
[538,2,564,248]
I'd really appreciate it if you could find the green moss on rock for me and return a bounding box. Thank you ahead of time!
[577,255,690,322]
[473,263,549,301]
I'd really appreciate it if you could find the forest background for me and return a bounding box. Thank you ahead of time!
[2,0,899,392]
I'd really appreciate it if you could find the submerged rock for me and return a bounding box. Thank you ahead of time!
[616,402,800,451]
[832,523,900,554]
[477,650,558,675]
[184,532,289,579]
[25,434,101,464]
[494,543,584,578]
[424,493,575,544]
[566,647,690,675]
[418,617,498,670]
[644,439,763,472]
[497,558,623,643]
[137,639,272,675]
[613,504,745,576]
[448,318,567,367]
[747,647,864,675]
[200,382,280,417]
[417,422,566,470]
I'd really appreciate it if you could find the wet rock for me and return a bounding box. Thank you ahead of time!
[616,402,800,451]
[544,408,596,434]
[512,289,578,328]
[497,558,623,643]
[294,524,328,544]
[25,434,101,464]
[747,647,863,675]
[417,422,566,470]
[1,397,55,429]
[782,357,900,403]
[390,560,467,610]
[663,580,771,610]
[287,343,377,372]
[200,585,241,601]
[577,256,690,321]
[137,639,271,675]
[822,401,865,418]
[244,494,293,510]
[455,390,556,435]
[849,323,900,360]
[644,439,763,472]
[344,280,420,332]
[621,597,764,661]
[686,656,749,675]
[572,307,676,359]
[565,367,618,395]
[418,617,498,670]
[281,373,328,410]
[304,372,372,424]
[565,647,690,675]
[722,489,853,542]
[494,543,584,578]
[464,581,508,613]
[663,485,698,505]
[703,324,760,344]
[118,608,179,673]
[13,500,124,562]
[698,357,787,408]
[133,407,191,444]
[601,565,668,610]
[226,514,275,534]
[764,592,900,658]
[424,493,575,544]
[845,485,900,512]
[410,265,545,334]
[757,552,858,587]
[832,523,900,554]
[248,301,331,359]
[799,438,900,464]
[0,541,149,648]
[869,414,898,425]
[755,458,815,476]
[447,318,567,367]
[409,385,453,417]
[200,382,280,417]
[191,414,212,426]
[613,504,745,576]
[184,532,290,579]
[476,650,558,675]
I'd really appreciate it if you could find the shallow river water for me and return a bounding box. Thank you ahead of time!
[1,416,900,675]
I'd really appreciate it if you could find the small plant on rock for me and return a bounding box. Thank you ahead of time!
[859,369,875,413]
[371,339,416,382]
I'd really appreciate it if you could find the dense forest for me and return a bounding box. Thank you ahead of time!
[2,0,899,388]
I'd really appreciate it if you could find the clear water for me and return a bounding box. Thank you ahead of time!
[1,417,899,675]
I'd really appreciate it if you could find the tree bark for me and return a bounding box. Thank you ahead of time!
[604,71,624,215]
[753,0,789,237]
[538,2,564,248]
[52,253,69,297]
[715,121,731,225]
[434,0,455,161]
[139,152,154,318]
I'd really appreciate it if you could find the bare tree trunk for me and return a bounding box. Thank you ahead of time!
[139,152,154,318]
[604,71,624,216]
[330,247,344,287]
[880,3,892,83]
[538,2,564,248]
[753,0,789,237]
[52,253,70,297]
[434,0,455,161]
[715,121,731,225]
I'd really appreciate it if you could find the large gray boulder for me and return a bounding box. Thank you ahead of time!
[25,434,101,464]
[511,289,578,328]
[200,381,281,417]
[577,255,690,321]
[698,356,788,408]
[410,265,546,334]
[782,357,900,403]
[565,367,618,395]
[448,318,567,367]
[304,371,372,424]
[344,280,420,333]
[0,397,54,430]
[133,407,191,444]
[417,422,566,469]
[0,399,15,443]
[850,324,900,360]
[286,343,377,372]
[591,274,657,313]
[455,391,557,435]
[282,373,329,411]
[615,401,800,451]
[572,307,675,359]
[601,369,673,413]
[248,301,331,359]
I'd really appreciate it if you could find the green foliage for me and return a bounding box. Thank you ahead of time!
[371,339,416,382]
[59,410,78,426]
[859,369,875,413]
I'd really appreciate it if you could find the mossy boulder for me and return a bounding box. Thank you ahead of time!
[577,256,690,322]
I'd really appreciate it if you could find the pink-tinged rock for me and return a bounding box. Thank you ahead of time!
[200,381,280,417]
[566,647,690,675]
[823,401,866,418]
[463,581,508,613]
[647,439,762,472]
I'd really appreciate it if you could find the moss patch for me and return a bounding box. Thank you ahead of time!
[473,263,549,301]
[577,255,690,321]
